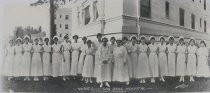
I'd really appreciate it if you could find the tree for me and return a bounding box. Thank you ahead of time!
[30,0,66,44]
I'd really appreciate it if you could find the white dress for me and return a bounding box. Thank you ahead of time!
[52,44,62,77]
[98,45,112,82]
[186,45,197,76]
[196,47,210,77]
[42,44,51,76]
[148,44,159,77]
[113,46,129,82]
[78,43,87,74]
[21,43,32,76]
[13,45,23,77]
[167,44,177,76]
[158,44,168,76]
[176,45,187,76]
[61,42,71,76]
[82,47,94,78]
[3,46,14,76]
[31,44,43,76]
[137,44,150,79]
[71,42,81,76]
[109,44,116,79]
[93,41,102,78]
[127,43,138,78]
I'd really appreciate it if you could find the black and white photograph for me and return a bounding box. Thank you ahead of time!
[0,0,210,92]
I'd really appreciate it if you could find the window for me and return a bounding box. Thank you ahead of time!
[200,18,202,27]
[165,1,170,18]
[140,0,151,18]
[191,14,195,29]
[204,0,206,10]
[84,6,91,25]
[179,8,185,26]
[54,14,56,19]
[204,20,207,32]
[65,15,69,20]
[60,14,62,18]
[60,24,62,28]
[65,24,69,29]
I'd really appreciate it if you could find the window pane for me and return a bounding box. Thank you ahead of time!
[165,1,170,18]
[204,21,207,32]
[84,6,90,25]
[140,0,151,18]
[191,14,195,29]
[179,8,185,26]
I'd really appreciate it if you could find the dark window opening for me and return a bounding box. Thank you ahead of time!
[179,8,185,26]
[140,0,151,18]
[191,14,195,29]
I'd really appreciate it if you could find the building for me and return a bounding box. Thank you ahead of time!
[62,0,210,46]
[55,7,72,38]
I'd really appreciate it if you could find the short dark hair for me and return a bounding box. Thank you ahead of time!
[82,36,87,40]
[97,33,103,38]
[110,37,116,41]
[73,35,79,39]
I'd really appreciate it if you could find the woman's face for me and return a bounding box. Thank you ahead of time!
[97,35,102,40]
[54,39,58,43]
[160,38,165,43]
[9,40,13,46]
[45,39,49,43]
[102,39,108,46]
[131,39,136,44]
[110,39,115,44]
[17,40,21,45]
[87,41,91,47]
[200,42,205,47]
[116,41,121,46]
[150,39,155,43]
[25,39,29,43]
[179,39,184,44]
[190,40,195,46]
[35,39,39,44]
[169,39,174,44]
[141,39,145,44]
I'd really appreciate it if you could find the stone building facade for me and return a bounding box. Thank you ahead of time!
[55,8,72,38]
[62,0,210,46]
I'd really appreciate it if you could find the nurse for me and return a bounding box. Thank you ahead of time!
[186,37,197,82]
[31,38,43,81]
[148,36,159,83]
[78,36,87,76]
[3,40,15,80]
[113,39,129,85]
[61,34,71,81]
[137,36,150,83]
[127,35,138,79]
[176,36,187,82]
[71,35,81,78]
[22,35,32,81]
[93,33,103,82]
[52,36,62,78]
[158,36,168,82]
[166,36,177,77]
[42,37,51,81]
[109,37,116,80]
[98,37,112,87]
[82,40,94,83]
[13,37,23,78]
[196,40,210,78]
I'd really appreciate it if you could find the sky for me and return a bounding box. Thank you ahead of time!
[0,0,50,42]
